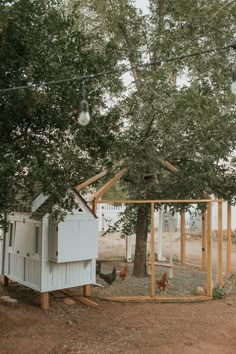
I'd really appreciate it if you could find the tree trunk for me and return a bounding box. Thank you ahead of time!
[133,205,148,277]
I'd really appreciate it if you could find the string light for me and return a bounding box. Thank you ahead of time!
[0,43,236,94]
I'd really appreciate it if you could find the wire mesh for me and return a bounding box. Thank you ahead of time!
[92,201,212,301]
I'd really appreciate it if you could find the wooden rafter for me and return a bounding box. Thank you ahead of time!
[75,160,124,191]
[94,168,127,201]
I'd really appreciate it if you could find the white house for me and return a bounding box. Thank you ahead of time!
[0,188,98,309]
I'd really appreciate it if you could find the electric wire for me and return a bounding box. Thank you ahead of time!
[0,43,235,94]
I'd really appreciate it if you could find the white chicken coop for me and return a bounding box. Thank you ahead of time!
[0,188,98,309]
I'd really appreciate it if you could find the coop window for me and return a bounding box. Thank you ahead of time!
[35,226,40,254]
[9,223,14,247]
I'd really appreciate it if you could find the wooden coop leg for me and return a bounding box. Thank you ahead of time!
[41,292,49,311]
[3,276,9,287]
[83,285,91,297]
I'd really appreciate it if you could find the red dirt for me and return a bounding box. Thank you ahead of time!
[1,294,236,354]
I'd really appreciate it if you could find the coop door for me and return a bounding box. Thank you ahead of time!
[57,218,98,263]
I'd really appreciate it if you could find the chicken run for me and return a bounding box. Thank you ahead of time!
[66,162,234,303]
[85,199,233,303]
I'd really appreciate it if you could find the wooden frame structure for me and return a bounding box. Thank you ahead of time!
[75,161,233,302]
[95,198,214,301]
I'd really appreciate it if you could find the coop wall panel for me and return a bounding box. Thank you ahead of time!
[5,253,41,290]
[40,259,95,292]
[24,258,41,287]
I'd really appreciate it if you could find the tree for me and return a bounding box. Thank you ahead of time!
[0,0,123,226]
[73,0,236,277]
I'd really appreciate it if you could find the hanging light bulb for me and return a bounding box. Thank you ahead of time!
[78,99,90,126]
[78,88,90,126]
[231,43,236,95]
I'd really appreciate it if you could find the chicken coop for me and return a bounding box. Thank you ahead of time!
[0,188,98,309]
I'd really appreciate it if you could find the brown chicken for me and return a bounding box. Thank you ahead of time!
[156,272,168,294]
[118,264,128,281]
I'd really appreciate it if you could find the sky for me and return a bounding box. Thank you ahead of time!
[135,0,149,14]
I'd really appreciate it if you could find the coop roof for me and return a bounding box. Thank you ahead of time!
[30,187,96,220]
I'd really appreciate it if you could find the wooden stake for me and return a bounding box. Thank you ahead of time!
[41,292,49,311]
[180,211,185,264]
[227,202,232,275]
[83,284,91,297]
[202,210,207,271]
[151,203,155,299]
[3,276,9,287]
[218,201,223,286]
[206,201,213,298]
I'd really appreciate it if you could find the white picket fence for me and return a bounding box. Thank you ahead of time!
[96,202,236,233]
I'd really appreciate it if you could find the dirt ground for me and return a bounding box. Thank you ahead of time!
[1,233,236,354]
[1,291,236,354]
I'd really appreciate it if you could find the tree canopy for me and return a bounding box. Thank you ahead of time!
[0,0,123,226]
[1,0,236,275]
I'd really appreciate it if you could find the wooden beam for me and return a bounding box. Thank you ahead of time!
[41,292,49,311]
[206,201,213,298]
[227,202,232,275]
[74,296,98,308]
[105,296,211,302]
[151,203,155,299]
[92,198,97,215]
[94,168,127,200]
[96,199,211,204]
[218,201,223,286]
[202,210,207,271]
[180,211,186,264]
[83,284,91,297]
[75,160,124,191]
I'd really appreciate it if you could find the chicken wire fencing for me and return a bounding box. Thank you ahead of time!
[89,199,223,302]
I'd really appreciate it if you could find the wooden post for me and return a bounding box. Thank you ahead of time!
[180,211,185,264]
[83,285,91,297]
[218,201,223,286]
[41,292,49,311]
[202,211,207,270]
[227,202,232,275]
[92,198,97,215]
[151,203,156,299]
[206,201,213,297]
[3,276,9,287]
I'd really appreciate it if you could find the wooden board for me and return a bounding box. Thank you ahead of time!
[74,296,98,308]
[105,296,212,302]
